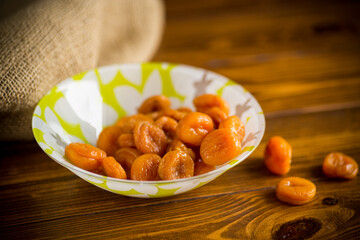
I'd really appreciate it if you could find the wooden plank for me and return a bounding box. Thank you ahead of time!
[1,107,359,230]
[1,1,360,239]
[160,0,360,53]
[153,0,360,112]
[1,179,359,239]
[156,51,360,112]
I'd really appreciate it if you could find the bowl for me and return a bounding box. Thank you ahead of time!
[32,62,265,198]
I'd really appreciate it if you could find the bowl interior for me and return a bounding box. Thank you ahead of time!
[32,62,265,197]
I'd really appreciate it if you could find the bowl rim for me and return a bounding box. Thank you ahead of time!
[32,62,265,185]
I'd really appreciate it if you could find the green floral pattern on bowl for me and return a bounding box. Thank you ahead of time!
[32,63,265,198]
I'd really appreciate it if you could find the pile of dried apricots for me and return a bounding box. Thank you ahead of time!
[264,136,358,205]
[65,93,358,205]
[65,94,245,181]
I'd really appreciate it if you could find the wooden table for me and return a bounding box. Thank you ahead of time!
[1,0,360,239]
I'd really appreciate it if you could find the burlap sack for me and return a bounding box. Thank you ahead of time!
[0,0,164,141]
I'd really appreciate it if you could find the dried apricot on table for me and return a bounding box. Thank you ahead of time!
[97,125,123,156]
[193,94,230,116]
[65,143,106,171]
[102,156,127,179]
[276,177,316,205]
[264,136,292,175]
[200,128,242,166]
[158,150,194,180]
[322,152,358,179]
[138,95,171,114]
[133,122,168,155]
[219,115,245,143]
[130,154,162,181]
[176,112,214,146]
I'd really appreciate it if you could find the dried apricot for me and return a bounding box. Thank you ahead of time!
[202,107,227,127]
[65,143,106,171]
[167,137,196,160]
[114,147,142,177]
[200,128,242,166]
[193,94,230,116]
[264,136,292,175]
[176,112,214,146]
[145,111,163,120]
[117,133,135,148]
[91,165,105,175]
[219,116,245,143]
[133,122,168,155]
[162,108,187,121]
[115,114,153,133]
[131,154,162,181]
[155,116,178,138]
[146,108,188,121]
[276,177,316,205]
[177,107,193,113]
[102,156,127,179]
[322,152,358,179]
[97,125,123,156]
[194,159,216,176]
[138,95,171,114]
[158,150,194,180]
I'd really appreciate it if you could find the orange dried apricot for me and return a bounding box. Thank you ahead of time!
[176,112,214,146]
[91,165,105,176]
[97,125,123,156]
[114,147,142,177]
[162,108,187,121]
[117,133,135,148]
[115,114,153,133]
[102,156,127,179]
[264,136,292,175]
[193,94,230,116]
[138,95,171,114]
[219,116,245,143]
[133,122,168,155]
[322,152,358,179]
[65,143,106,171]
[145,111,163,121]
[147,109,187,122]
[194,159,216,176]
[200,128,242,166]
[167,137,196,160]
[177,107,193,113]
[202,107,227,127]
[158,150,194,180]
[155,116,178,138]
[276,177,316,205]
[130,154,162,181]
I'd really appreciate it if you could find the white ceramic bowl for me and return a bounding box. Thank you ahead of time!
[32,63,265,198]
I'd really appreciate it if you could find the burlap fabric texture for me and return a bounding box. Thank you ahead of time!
[0,0,164,141]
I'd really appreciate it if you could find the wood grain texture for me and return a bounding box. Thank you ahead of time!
[1,180,359,239]
[154,0,360,112]
[1,107,359,239]
[1,0,360,239]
